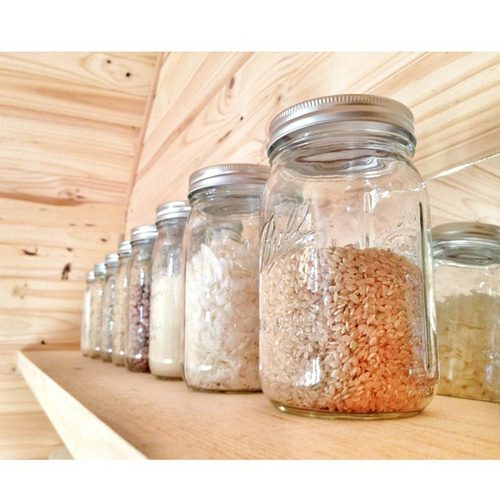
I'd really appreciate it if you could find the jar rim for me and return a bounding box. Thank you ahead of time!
[267,94,416,159]
[432,222,500,265]
[155,200,191,224]
[94,262,106,276]
[188,163,269,199]
[130,224,158,243]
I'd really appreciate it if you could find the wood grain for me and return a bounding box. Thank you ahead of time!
[426,155,500,226]
[18,350,146,459]
[0,52,160,459]
[127,52,500,231]
[18,348,500,459]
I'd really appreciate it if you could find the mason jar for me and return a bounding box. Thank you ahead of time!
[184,164,269,392]
[149,201,191,379]
[80,270,95,356]
[112,240,131,366]
[99,252,120,362]
[89,262,106,359]
[125,225,158,372]
[432,222,499,403]
[259,94,438,419]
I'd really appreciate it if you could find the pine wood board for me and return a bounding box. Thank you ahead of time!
[127,52,500,231]
[0,52,159,127]
[426,156,500,226]
[18,348,500,459]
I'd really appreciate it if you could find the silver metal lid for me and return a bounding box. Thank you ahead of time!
[94,262,106,276]
[188,163,270,198]
[432,222,500,265]
[105,252,120,267]
[86,270,95,283]
[267,94,416,157]
[130,224,158,243]
[118,240,132,257]
[156,200,191,224]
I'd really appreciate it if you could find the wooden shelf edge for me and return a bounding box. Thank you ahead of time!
[17,350,146,460]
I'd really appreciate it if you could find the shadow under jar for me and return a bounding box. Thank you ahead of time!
[259,94,438,419]
[149,200,191,379]
[432,222,500,403]
[111,240,131,366]
[125,225,157,372]
[100,252,120,362]
[183,164,270,392]
[89,262,106,359]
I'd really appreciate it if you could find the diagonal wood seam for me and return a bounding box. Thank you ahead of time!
[124,52,165,230]
[133,52,254,183]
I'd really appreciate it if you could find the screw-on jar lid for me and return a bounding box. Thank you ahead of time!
[118,240,132,257]
[86,270,95,283]
[156,200,191,224]
[187,163,270,199]
[130,224,158,243]
[105,252,120,267]
[94,262,106,276]
[267,94,416,158]
[432,222,500,265]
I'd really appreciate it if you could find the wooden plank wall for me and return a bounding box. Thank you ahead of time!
[0,52,160,458]
[127,52,500,231]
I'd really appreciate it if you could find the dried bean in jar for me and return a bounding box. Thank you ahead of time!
[126,282,151,372]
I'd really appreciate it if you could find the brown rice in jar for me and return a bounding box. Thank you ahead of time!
[259,94,438,419]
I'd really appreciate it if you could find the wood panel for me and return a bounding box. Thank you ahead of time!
[127,52,500,231]
[0,52,160,459]
[426,155,500,227]
[18,349,500,459]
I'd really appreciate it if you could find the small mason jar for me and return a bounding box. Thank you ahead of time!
[260,94,438,419]
[112,240,132,366]
[432,222,499,403]
[125,224,158,372]
[89,262,106,359]
[184,164,269,392]
[80,270,95,356]
[149,200,191,379]
[100,252,120,362]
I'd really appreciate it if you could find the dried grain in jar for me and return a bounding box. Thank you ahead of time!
[432,222,500,403]
[260,94,438,418]
[149,201,191,379]
[100,252,120,362]
[80,270,95,356]
[125,225,157,372]
[184,164,269,391]
[111,240,131,366]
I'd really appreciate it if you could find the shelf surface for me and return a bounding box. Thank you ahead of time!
[18,347,500,459]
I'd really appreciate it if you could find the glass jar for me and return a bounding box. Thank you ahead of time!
[89,262,106,359]
[432,222,499,403]
[100,252,120,362]
[112,240,131,366]
[184,164,269,392]
[260,94,438,419]
[80,270,95,356]
[125,225,158,372]
[149,201,191,379]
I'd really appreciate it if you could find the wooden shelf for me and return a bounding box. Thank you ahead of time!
[18,347,500,459]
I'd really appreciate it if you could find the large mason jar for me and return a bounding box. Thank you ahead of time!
[112,240,131,366]
[80,270,95,356]
[100,252,120,362]
[432,222,499,403]
[259,94,438,419]
[125,225,157,372]
[89,262,106,359]
[149,200,191,379]
[184,164,269,392]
